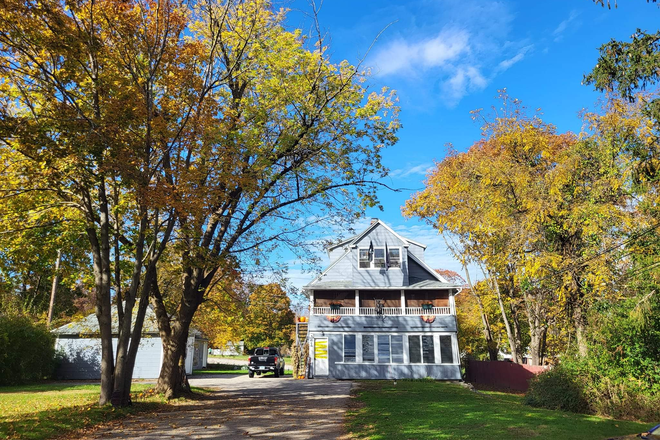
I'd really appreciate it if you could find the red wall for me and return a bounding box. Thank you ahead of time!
[466,360,550,392]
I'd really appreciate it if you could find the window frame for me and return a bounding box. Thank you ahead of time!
[357,246,402,270]
[335,333,457,365]
[408,335,436,364]
[388,248,401,268]
[362,334,375,363]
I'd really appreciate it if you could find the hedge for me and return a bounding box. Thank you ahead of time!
[0,315,56,385]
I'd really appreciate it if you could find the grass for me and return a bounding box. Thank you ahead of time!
[192,363,292,375]
[192,363,250,375]
[0,383,199,440]
[209,354,292,364]
[346,380,652,440]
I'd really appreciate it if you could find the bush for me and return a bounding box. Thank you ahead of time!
[586,376,660,422]
[0,314,56,385]
[524,365,589,414]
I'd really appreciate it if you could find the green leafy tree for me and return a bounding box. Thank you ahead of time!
[242,284,295,351]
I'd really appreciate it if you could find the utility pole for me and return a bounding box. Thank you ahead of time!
[47,249,62,327]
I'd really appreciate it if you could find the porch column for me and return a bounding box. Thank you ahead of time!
[355,289,360,315]
[449,290,456,315]
[401,290,406,315]
[310,290,314,315]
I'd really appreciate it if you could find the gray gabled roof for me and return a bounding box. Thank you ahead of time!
[53,303,204,339]
[326,219,427,251]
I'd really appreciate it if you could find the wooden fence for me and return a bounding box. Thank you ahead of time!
[466,360,550,392]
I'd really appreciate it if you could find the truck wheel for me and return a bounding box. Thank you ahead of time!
[274,368,280,378]
[249,371,254,378]
[280,367,285,376]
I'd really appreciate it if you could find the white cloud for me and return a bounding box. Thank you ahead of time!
[365,0,534,106]
[553,10,580,42]
[442,65,488,105]
[372,28,470,77]
[497,45,534,72]
[389,162,435,179]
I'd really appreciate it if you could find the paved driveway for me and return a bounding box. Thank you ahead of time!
[86,375,354,439]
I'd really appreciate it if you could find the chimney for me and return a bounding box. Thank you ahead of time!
[370,218,379,225]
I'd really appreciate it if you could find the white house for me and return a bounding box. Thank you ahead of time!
[53,305,208,379]
[303,219,462,380]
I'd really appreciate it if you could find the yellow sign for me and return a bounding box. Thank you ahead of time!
[315,339,328,360]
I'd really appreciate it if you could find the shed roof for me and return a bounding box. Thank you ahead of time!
[53,303,204,339]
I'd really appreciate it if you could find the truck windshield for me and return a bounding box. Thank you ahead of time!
[268,348,278,355]
[255,349,264,355]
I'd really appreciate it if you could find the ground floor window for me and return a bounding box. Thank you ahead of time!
[339,333,455,364]
[391,335,404,363]
[408,335,435,364]
[377,335,390,363]
[439,335,453,364]
[344,334,356,363]
[362,335,374,362]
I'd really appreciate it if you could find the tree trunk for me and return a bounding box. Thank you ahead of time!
[489,274,520,363]
[157,324,193,399]
[111,214,149,407]
[464,267,498,361]
[510,303,524,364]
[151,272,201,399]
[574,303,588,357]
[87,184,114,406]
[523,290,547,366]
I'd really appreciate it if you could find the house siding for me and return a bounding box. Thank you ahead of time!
[318,251,352,282]
[55,336,163,380]
[407,243,426,261]
[408,258,437,283]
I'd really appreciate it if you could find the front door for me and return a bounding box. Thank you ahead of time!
[314,338,328,376]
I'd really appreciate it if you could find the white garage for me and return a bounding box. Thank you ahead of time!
[53,305,208,379]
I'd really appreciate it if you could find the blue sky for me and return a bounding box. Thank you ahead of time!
[276,0,659,290]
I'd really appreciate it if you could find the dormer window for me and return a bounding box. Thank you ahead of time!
[359,249,370,268]
[388,248,401,268]
[358,247,402,269]
[373,248,386,268]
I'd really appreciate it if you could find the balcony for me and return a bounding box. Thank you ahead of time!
[311,306,451,316]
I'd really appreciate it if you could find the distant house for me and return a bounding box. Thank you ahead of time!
[52,305,208,379]
[304,219,462,380]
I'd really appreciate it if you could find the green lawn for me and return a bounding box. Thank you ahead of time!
[0,383,189,440]
[192,363,292,375]
[209,354,292,364]
[193,363,250,374]
[346,381,652,440]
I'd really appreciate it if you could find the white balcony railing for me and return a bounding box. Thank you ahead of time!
[311,306,452,316]
[406,307,450,315]
[312,307,356,315]
[359,307,402,315]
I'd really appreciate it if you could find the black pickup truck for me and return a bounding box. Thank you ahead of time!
[248,347,285,378]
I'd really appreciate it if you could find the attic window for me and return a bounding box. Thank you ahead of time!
[388,248,401,268]
[359,249,370,268]
[373,248,386,268]
[358,246,402,269]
